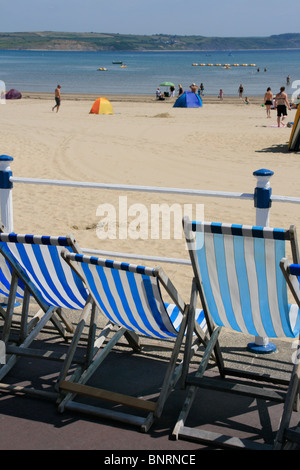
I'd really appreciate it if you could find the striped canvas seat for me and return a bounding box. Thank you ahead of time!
[166,303,206,333]
[0,233,88,309]
[191,221,300,339]
[57,250,207,432]
[0,255,25,300]
[173,217,300,449]
[61,253,206,338]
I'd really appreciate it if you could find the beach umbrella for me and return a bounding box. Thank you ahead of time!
[160,82,175,87]
[90,97,113,115]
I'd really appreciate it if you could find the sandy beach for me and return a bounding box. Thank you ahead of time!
[1,92,299,302]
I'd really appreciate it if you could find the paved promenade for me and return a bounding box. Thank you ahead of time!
[0,325,299,451]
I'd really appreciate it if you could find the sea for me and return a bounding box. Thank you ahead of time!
[0,48,300,97]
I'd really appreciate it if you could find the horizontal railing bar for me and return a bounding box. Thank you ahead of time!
[81,248,191,265]
[10,176,300,204]
[10,176,253,200]
[271,195,300,204]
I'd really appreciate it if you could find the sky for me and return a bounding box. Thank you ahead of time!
[0,0,299,38]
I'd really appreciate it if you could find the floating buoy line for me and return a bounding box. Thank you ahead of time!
[192,63,256,67]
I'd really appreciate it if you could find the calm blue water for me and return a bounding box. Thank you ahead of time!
[0,49,300,96]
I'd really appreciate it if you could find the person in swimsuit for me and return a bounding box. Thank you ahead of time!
[264,87,273,118]
[275,86,290,127]
[238,84,244,98]
[52,85,61,112]
[189,83,198,93]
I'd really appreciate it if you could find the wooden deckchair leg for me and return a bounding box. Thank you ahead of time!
[1,271,19,343]
[26,308,47,333]
[0,303,6,320]
[0,306,57,380]
[58,326,126,412]
[85,301,98,367]
[19,287,31,343]
[124,330,141,351]
[193,321,209,349]
[274,341,300,449]
[155,305,190,419]
[71,326,126,389]
[24,304,71,342]
[292,337,300,413]
[181,279,197,388]
[56,299,93,389]
[56,298,115,394]
[172,326,222,440]
[48,308,69,340]
[55,307,75,334]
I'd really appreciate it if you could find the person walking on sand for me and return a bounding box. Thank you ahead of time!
[275,86,290,127]
[52,85,61,112]
[264,87,273,118]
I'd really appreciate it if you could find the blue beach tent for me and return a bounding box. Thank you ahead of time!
[173,91,202,108]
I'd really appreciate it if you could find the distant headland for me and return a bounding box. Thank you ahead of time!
[0,31,300,51]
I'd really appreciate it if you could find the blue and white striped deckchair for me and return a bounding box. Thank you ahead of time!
[189,221,300,339]
[0,233,87,311]
[173,217,300,449]
[0,232,88,387]
[57,251,207,432]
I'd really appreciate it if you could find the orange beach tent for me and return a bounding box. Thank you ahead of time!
[90,97,113,115]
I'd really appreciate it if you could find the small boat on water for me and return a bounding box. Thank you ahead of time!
[120,64,127,68]
[98,67,108,71]
[112,61,123,64]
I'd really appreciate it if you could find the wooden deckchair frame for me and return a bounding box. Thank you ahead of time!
[57,251,207,432]
[172,217,300,450]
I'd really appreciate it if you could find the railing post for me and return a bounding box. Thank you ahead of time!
[247,168,276,354]
[0,155,14,232]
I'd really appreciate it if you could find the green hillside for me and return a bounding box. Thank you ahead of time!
[0,31,299,51]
